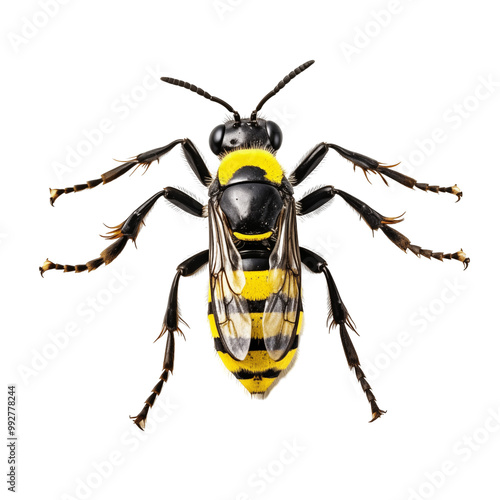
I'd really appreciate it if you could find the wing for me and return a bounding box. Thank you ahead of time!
[208,199,252,361]
[263,197,302,361]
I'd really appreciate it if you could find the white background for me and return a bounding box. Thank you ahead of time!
[2,1,499,499]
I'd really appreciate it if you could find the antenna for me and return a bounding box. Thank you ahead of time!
[250,60,315,121]
[161,76,241,122]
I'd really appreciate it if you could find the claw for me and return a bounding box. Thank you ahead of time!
[39,258,55,277]
[451,184,463,202]
[369,409,387,422]
[453,249,469,270]
[369,401,387,422]
[130,408,148,431]
[49,188,64,206]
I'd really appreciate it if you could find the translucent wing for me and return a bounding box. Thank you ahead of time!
[263,198,302,361]
[208,199,252,361]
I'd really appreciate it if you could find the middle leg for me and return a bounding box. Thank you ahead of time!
[40,187,206,276]
[297,186,469,269]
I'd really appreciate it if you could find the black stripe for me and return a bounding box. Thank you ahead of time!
[208,298,303,316]
[208,299,267,315]
[213,335,299,353]
[265,293,301,313]
[233,368,281,380]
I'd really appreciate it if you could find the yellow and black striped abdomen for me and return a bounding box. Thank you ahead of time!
[208,270,303,394]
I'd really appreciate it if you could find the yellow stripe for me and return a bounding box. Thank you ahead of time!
[208,267,303,395]
[210,270,297,301]
[209,311,302,341]
[217,348,297,374]
[210,270,274,302]
[209,311,302,395]
[241,270,271,300]
[233,231,273,241]
[208,313,219,338]
[239,377,276,393]
[218,149,283,185]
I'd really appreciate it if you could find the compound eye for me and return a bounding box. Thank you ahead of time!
[265,120,283,150]
[209,124,225,155]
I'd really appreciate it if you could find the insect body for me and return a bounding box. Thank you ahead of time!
[208,147,302,395]
[41,60,469,429]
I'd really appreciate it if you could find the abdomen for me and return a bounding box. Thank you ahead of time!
[208,254,303,395]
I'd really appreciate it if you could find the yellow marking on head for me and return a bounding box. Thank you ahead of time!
[218,149,283,186]
[233,231,273,241]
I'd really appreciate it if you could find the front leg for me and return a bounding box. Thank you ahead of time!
[50,138,211,205]
[300,247,385,422]
[290,142,462,201]
[297,186,469,269]
[40,187,206,276]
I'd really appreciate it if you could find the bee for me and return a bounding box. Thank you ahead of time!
[40,60,469,429]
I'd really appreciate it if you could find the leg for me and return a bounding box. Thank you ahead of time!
[49,138,211,205]
[40,188,206,276]
[300,247,385,422]
[130,250,209,430]
[290,142,462,201]
[298,186,469,269]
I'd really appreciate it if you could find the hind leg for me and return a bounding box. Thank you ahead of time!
[130,250,208,430]
[300,247,385,422]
